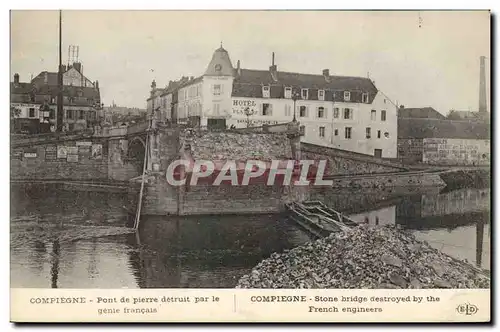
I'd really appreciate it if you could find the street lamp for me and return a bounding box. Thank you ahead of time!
[292,90,300,122]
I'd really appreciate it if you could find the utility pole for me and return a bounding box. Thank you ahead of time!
[56,10,64,132]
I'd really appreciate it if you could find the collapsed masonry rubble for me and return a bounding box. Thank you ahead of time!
[236,225,490,289]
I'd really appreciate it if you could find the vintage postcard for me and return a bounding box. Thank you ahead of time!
[10,10,491,323]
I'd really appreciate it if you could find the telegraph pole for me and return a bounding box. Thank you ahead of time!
[56,10,64,132]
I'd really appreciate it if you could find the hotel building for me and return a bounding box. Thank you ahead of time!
[149,46,397,158]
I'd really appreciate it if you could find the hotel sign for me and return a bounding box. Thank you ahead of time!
[232,99,258,116]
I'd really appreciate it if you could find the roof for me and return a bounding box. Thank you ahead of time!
[447,110,488,120]
[11,82,99,98]
[398,107,445,120]
[204,46,234,76]
[398,117,491,139]
[31,68,94,88]
[232,69,378,102]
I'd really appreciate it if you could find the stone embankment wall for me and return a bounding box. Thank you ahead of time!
[300,142,408,176]
[328,172,446,189]
[11,137,110,181]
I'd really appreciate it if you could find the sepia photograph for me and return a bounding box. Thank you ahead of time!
[9,8,491,322]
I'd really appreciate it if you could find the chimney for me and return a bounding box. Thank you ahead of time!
[61,64,67,72]
[479,56,487,113]
[269,52,278,81]
[44,72,48,84]
[236,60,241,77]
[13,73,19,84]
[151,79,157,93]
[322,69,330,81]
[73,62,82,73]
[95,80,99,90]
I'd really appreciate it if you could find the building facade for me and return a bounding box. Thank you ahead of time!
[11,62,101,134]
[150,46,398,158]
[397,106,491,165]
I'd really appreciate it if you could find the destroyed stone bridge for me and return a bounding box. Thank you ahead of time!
[11,120,421,216]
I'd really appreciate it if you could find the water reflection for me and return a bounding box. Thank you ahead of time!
[10,185,490,288]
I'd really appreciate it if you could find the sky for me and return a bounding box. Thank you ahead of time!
[10,10,490,114]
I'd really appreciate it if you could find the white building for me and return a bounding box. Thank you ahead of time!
[153,46,398,158]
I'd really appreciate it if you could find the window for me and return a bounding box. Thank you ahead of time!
[69,97,74,104]
[301,88,308,100]
[68,123,74,131]
[51,97,55,104]
[213,103,220,115]
[334,129,338,136]
[317,107,325,118]
[344,91,350,101]
[285,104,292,117]
[262,85,270,98]
[362,93,369,103]
[79,110,84,120]
[89,111,96,121]
[345,127,352,139]
[284,87,292,99]
[343,108,352,119]
[371,110,376,121]
[49,109,55,119]
[29,108,35,118]
[213,84,221,96]
[377,130,381,139]
[318,90,325,101]
[381,110,387,121]
[333,108,339,118]
[366,127,371,139]
[319,126,325,138]
[299,106,307,117]
[66,109,73,119]
[262,103,273,116]
[384,132,390,138]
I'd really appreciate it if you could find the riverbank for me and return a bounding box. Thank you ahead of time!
[439,168,491,191]
[236,225,490,289]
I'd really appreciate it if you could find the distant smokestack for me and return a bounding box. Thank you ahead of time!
[44,72,48,84]
[13,73,19,84]
[479,56,487,113]
[269,53,277,81]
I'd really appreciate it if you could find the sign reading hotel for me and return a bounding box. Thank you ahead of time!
[232,99,258,116]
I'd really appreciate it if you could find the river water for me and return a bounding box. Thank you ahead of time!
[10,185,490,288]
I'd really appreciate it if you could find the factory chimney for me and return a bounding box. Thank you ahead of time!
[478,56,487,113]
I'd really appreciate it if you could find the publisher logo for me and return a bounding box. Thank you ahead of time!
[456,303,478,316]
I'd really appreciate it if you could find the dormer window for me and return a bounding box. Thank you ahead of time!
[318,89,325,101]
[284,87,292,99]
[344,91,351,101]
[362,92,369,103]
[262,85,270,98]
[301,88,308,100]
